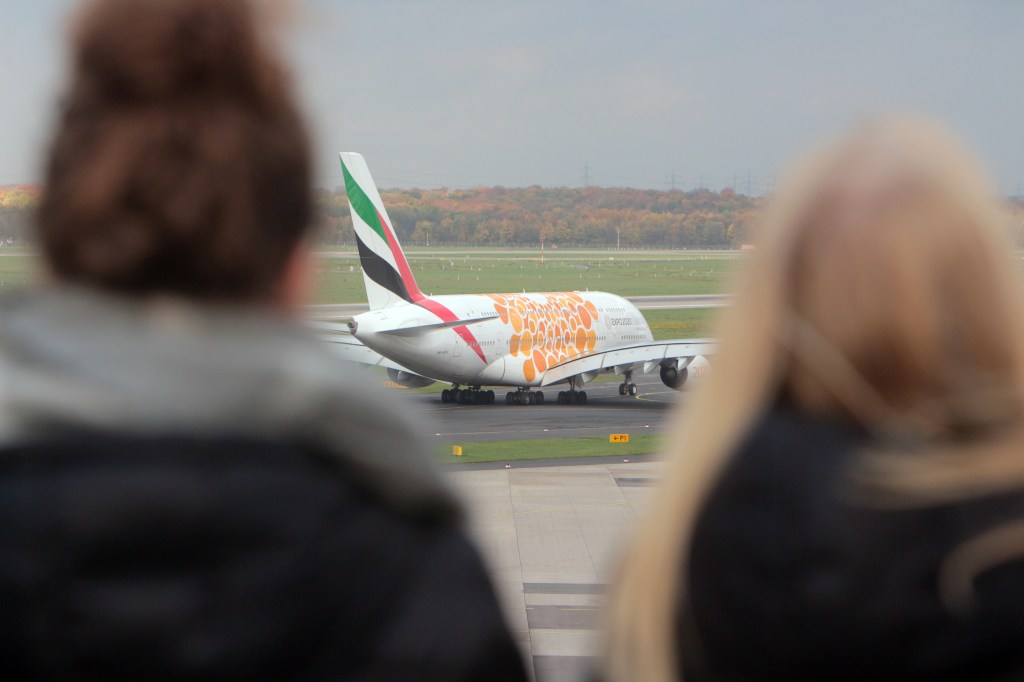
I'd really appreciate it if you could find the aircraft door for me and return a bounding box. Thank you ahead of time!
[452,331,462,358]
[597,310,610,347]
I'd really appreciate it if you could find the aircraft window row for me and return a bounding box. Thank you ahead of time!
[502,335,608,347]
[511,307,615,317]
[518,308,590,316]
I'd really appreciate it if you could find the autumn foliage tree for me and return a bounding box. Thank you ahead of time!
[313,184,766,248]
[6,184,1024,250]
[0,185,40,245]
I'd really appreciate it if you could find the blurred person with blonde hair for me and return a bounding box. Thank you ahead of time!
[0,0,527,679]
[602,118,1024,681]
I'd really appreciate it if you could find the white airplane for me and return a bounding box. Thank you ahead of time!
[316,152,714,405]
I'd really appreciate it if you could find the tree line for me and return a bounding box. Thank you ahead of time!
[314,185,765,248]
[0,185,38,246]
[4,184,1024,249]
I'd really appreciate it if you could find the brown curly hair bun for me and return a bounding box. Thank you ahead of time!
[38,0,312,301]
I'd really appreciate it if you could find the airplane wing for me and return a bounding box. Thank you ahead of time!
[540,339,716,387]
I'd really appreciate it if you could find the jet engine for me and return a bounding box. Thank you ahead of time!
[660,365,688,391]
[387,368,436,389]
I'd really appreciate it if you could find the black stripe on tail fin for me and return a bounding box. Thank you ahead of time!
[355,234,414,304]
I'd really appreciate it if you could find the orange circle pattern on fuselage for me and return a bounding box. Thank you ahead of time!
[487,292,600,383]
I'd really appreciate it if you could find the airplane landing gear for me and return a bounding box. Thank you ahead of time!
[441,386,495,405]
[618,371,638,397]
[505,388,544,406]
[557,390,588,404]
[557,377,588,405]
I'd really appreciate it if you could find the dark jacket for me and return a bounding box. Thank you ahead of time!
[682,408,1024,681]
[0,290,527,680]
[0,433,527,681]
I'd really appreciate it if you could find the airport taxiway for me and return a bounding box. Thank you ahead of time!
[405,371,685,445]
[394,370,680,679]
[385,368,681,680]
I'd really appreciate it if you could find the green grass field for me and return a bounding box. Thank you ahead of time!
[644,308,719,340]
[436,434,663,464]
[313,250,739,304]
[0,248,740,304]
[0,253,36,289]
[0,248,727,340]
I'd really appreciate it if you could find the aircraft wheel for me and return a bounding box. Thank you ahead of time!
[441,389,449,403]
[628,383,638,396]
[506,392,514,405]
[527,393,536,406]
[535,391,544,405]
[578,391,588,405]
[471,391,481,405]
[486,390,495,404]
[618,383,626,396]
[557,391,565,404]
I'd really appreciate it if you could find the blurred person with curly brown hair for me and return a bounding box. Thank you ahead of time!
[0,1,527,680]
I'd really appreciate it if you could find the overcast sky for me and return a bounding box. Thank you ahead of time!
[2,1,1022,193]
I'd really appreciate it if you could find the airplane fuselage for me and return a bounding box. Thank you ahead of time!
[351,290,651,387]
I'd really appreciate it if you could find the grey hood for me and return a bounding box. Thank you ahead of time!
[0,287,458,519]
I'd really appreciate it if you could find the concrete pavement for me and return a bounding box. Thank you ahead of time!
[446,459,663,682]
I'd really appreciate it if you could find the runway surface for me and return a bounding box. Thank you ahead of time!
[400,371,686,444]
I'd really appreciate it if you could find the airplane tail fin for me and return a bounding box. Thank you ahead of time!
[339,152,423,310]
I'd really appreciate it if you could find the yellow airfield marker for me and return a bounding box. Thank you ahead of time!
[609,434,630,444]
